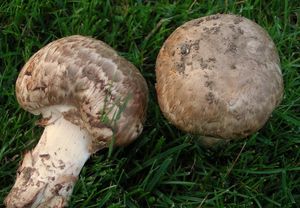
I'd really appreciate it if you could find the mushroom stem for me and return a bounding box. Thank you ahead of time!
[5,115,92,208]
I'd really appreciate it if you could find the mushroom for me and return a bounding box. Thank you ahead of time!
[5,35,148,207]
[155,14,283,147]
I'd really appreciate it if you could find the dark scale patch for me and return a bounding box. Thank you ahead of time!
[66,185,72,192]
[39,154,50,160]
[181,25,187,30]
[210,26,220,34]
[229,24,244,36]
[203,26,220,34]
[52,184,63,195]
[233,16,243,24]
[193,19,204,26]
[237,27,244,34]
[58,160,66,170]
[205,92,215,104]
[205,81,214,90]
[176,63,185,73]
[208,57,216,63]
[49,176,55,181]
[191,40,200,50]
[25,71,32,76]
[32,85,47,92]
[205,14,220,21]
[231,64,237,70]
[226,42,237,53]
[22,167,35,185]
[48,90,59,103]
[229,24,235,31]
[232,34,240,40]
[199,58,208,69]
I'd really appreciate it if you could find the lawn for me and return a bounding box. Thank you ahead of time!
[0,0,299,207]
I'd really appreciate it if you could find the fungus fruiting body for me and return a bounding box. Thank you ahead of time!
[5,35,148,207]
[156,14,283,146]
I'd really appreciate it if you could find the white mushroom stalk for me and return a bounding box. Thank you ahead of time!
[5,35,148,208]
[6,106,91,207]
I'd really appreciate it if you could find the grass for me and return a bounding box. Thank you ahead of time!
[0,0,299,207]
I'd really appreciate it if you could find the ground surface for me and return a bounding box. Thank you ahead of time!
[0,0,299,207]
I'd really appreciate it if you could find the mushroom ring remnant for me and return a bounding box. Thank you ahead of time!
[5,35,148,207]
[155,14,283,147]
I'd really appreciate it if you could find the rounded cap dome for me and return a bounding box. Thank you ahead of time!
[156,14,283,142]
[16,35,148,151]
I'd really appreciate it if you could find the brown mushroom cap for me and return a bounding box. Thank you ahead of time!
[16,35,148,151]
[156,14,283,142]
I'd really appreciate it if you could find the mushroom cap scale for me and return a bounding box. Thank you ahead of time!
[16,35,148,151]
[156,14,283,140]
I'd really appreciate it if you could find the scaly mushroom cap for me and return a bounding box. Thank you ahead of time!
[16,35,148,152]
[156,14,283,141]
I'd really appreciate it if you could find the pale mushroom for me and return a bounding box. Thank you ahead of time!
[156,14,283,147]
[5,35,148,207]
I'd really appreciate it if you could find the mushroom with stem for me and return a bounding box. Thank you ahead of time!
[5,35,148,207]
[155,14,283,147]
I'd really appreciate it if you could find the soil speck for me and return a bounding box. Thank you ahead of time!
[176,63,185,73]
[180,44,190,55]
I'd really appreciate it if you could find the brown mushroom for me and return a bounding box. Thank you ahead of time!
[5,35,148,207]
[155,14,283,147]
